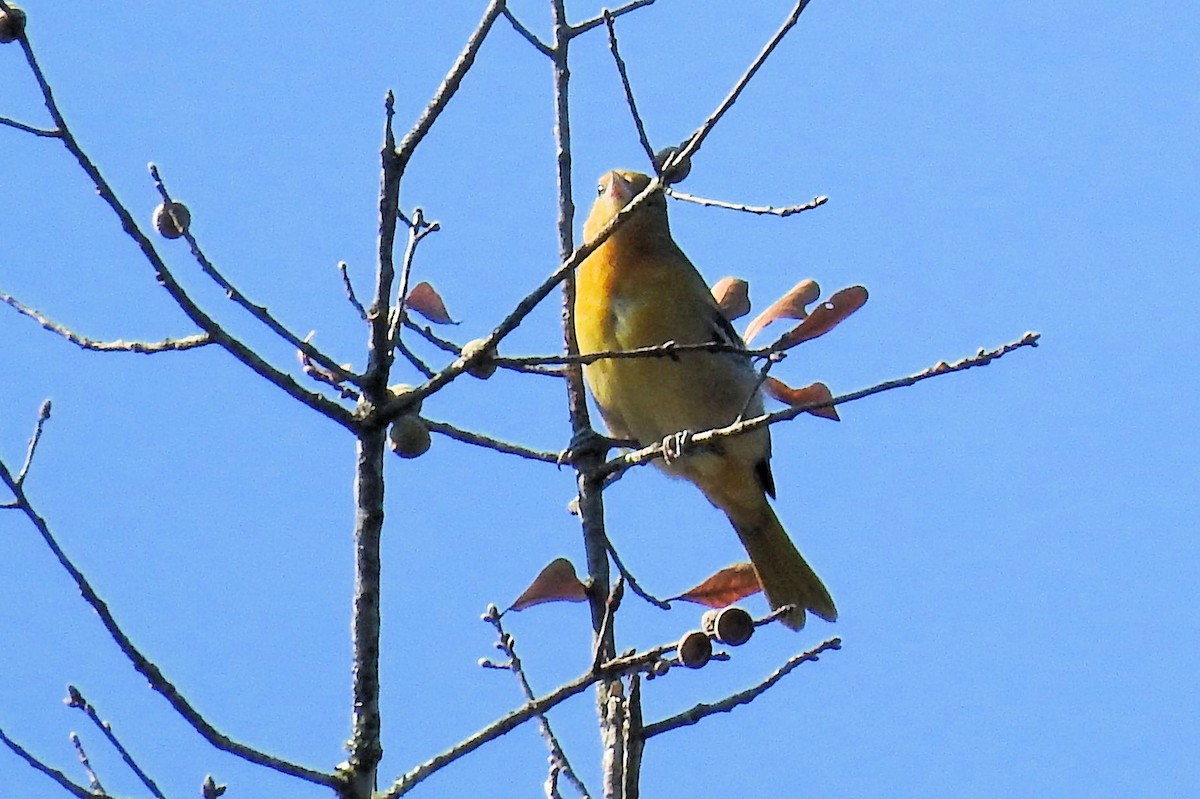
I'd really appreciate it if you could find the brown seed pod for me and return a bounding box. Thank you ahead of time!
[0,6,27,43]
[677,629,713,670]
[459,337,497,380]
[389,415,431,459]
[703,606,754,647]
[387,383,423,415]
[152,201,191,239]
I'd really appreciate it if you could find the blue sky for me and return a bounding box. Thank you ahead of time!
[2,2,1197,797]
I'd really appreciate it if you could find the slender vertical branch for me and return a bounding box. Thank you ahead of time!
[550,1,622,796]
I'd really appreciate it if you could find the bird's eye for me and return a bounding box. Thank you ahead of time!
[596,182,605,196]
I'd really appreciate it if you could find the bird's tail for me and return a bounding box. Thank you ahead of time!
[729,502,837,630]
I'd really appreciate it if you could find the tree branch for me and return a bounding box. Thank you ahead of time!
[2,290,213,354]
[0,726,92,799]
[641,637,842,738]
[0,457,337,788]
[424,418,560,464]
[598,332,1041,478]
[666,188,828,217]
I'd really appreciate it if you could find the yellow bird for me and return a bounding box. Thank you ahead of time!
[575,169,836,630]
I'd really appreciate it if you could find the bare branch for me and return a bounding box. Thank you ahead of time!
[69,733,105,796]
[388,207,441,347]
[663,0,814,176]
[641,637,842,738]
[503,8,553,57]
[0,114,60,137]
[602,11,656,168]
[605,539,670,610]
[379,633,695,799]
[571,0,657,36]
[666,188,828,217]
[394,336,436,379]
[15,399,51,486]
[339,261,369,321]
[2,29,356,429]
[65,685,166,799]
[485,609,593,799]
[394,0,507,169]
[2,290,213,353]
[0,458,338,788]
[0,725,93,799]
[149,163,357,385]
[600,332,1042,479]
[424,418,560,464]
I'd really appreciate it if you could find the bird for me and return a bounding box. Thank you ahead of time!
[574,168,836,630]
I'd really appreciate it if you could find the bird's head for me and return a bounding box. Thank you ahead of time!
[583,169,668,244]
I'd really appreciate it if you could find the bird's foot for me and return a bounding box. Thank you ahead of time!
[559,428,633,467]
[661,430,694,464]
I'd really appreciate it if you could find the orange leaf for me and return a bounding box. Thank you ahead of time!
[406,281,458,325]
[508,558,588,612]
[672,562,761,608]
[762,377,840,421]
[711,277,750,321]
[772,285,868,350]
[744,279,821,344]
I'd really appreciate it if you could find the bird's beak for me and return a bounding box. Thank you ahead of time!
[609,171,634,205]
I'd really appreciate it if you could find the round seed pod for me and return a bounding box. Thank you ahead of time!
[389,414,431,459]
[459,338,497,379]
[0,7,27,43]
[677,629,712,670]
[387,383,423,415]
[152,201,191,239]
[708,606,754,646]
[653,145,692,185]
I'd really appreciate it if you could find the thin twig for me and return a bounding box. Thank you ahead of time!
[666,189,828,217]
[662,0,815,177]
[2,290,213,353]
[599,332,1041,479]
[0,458,337,788]
[394,0,507,169]
[148,164,357,385]
[486,609,593,799]
[15,399,52,486]
[339,261,369,321]
[502,8,553,57]
[603,11,656,168]
[0,115,60,137]
[379,634,694,799]
[496,338,777,368]
[395,336,436,379]
[297,343,362,400]
[389,208,441,347]
[69,733,106,796]
[424,419,560,464]
[65,686,165,799]
[642,637,842,738]
[0,725,92,799]
[605,540,670,610]
[571,0,657,36]
[3,29,355,429]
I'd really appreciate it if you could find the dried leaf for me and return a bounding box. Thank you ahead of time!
[762,377,840,421]
[406,281,458,325]
[672,562,761,608]
[772,285,868,350]
[508,557,588,612]
[744,279,821,343]
[711,276,750,321]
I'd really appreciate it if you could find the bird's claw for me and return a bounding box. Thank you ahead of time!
[661,430,693,464]
[559,428,620,468]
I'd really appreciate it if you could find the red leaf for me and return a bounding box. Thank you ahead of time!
[772,285,868,350]
[743,279,821,344]
[406,281,458,325]
[508,558,588,612]
[711,276,750,321]
[762,377,840,421]
[672,562,761,608]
